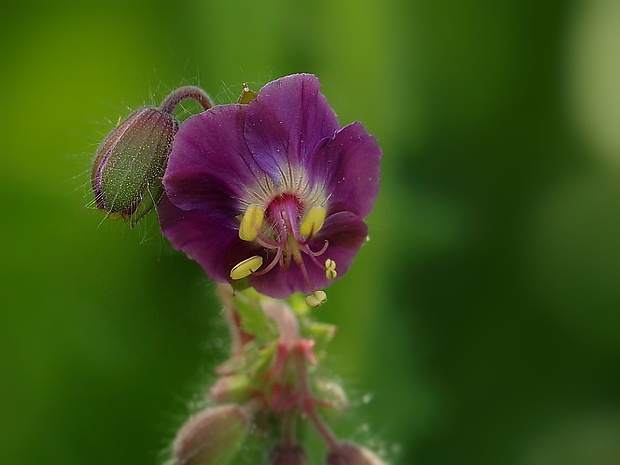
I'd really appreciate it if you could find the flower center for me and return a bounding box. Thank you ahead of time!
[230,194,337,306]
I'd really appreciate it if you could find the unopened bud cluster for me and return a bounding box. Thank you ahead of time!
[170,284,387,465]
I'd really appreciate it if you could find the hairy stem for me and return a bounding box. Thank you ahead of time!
[159,85,213,114]
[292,344,340,450]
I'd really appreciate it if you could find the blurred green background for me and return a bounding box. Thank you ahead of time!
[2,0,620,464]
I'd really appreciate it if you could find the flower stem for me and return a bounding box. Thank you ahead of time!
[292,344,340,450]
[159,85,213,114]
[280,408,298,447]
[306,403,340,451]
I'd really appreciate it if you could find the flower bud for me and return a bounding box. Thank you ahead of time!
[91,106,178,227]
[326,443,386,465]
[269,444,308,465]
[173,404,249,465]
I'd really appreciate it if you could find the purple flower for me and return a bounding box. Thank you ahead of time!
[159,74,381,299]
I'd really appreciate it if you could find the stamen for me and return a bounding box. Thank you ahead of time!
[314,290,327,303]
[230,255,263,280]
[325,258,337,280]
[252,249,283,276]
[299,205,327,238]
[310,240,329,256]
[305,290,328,308]
[239,204,264,242]
[236,195,334,291]
[296,242,331,278]
[297,256,316,295]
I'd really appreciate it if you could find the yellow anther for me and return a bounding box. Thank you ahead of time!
[324,258,337,280]
[299,205,327,237]
[239,204,264,241]
[230,255,263,280]
[305,290,328,308]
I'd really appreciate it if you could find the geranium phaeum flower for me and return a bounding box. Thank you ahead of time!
[159,74,381,300]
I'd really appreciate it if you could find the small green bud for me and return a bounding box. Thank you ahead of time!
[173,404,250,465]
[91,106,177,227]
[326,443,386,465]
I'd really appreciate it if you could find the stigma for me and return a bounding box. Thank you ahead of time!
[230,195,337,298]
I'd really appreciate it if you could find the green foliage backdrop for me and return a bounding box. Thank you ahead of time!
[1,0,619,464]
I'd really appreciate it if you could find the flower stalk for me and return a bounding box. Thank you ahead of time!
[186,284,386,464]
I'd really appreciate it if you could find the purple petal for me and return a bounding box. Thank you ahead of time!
[308,122,382,219]
[164,172,240,219]
[244,74,340,177]
[248,211,368,298]
[164,104,263,214]
[158,196,259,283]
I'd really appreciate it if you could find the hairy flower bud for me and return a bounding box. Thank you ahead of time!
[173,404,250,465]
[91,106,177,227]
[269,444,307,465]
[326,443,386,465]
[91,85,212,227]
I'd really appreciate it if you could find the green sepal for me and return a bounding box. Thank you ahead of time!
[237,83,258,104]
[302,321,337,358]
[232,291,277,345]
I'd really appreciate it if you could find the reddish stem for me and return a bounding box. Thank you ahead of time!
[159,85,213,114]
[291,344,340,450]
